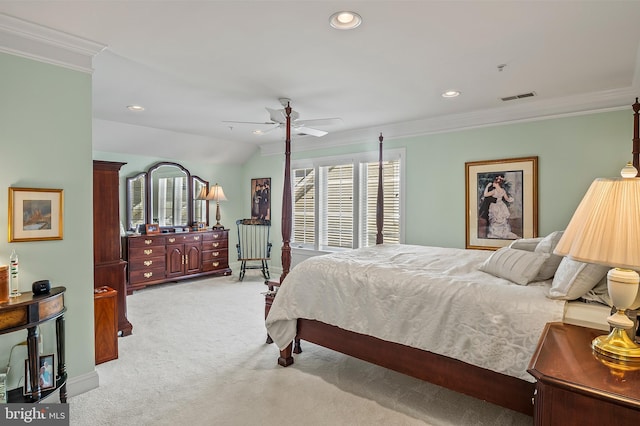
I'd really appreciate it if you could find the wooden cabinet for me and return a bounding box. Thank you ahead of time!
[94,286,118,365]
[528,322,640,425]
[93,160,132,336]
[166,234,203,278]
[125,230,231,292]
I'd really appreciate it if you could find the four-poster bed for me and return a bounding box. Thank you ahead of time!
[266,99,640,416]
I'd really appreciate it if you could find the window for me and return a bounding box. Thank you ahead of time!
[292,150,402,251]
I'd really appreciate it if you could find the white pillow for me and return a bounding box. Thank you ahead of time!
[479,247,549,286]
[508,237,543,252]
[533,231,564,281]
[548,257,609,300]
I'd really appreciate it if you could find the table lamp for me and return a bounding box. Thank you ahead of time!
[206,183,227,229]
[554,163,640,361]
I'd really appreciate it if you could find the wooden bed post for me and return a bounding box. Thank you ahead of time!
[632,97,639,176]
[280,102,293,282]
[376,133,384,245]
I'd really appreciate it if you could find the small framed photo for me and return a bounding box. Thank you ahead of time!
[8,188,63,242]
[196,222,206,231]
[23,354,55,395]
[465,156,538,250]
[145,224,160,235]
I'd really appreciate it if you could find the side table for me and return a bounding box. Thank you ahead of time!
[528,322,640,425]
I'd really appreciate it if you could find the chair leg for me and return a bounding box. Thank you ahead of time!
[239,261,246,281]
[262,260,270,280]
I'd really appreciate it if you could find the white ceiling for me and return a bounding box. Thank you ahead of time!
[2,1,640,165]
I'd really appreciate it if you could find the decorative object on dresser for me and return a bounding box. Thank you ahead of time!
[528,323,640,425]
[93,160,132,336]
[554,163,640,361]
[206,183,227,230]
[236,219,271,281]
[124,229,231,293]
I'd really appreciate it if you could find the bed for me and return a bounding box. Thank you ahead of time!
[265,100,639,415]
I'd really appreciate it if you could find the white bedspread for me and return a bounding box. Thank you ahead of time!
[265,244,566,382]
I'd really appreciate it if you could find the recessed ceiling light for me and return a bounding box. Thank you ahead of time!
[441,90,461,98]
[329,11,362,30]
[127,105,145,111]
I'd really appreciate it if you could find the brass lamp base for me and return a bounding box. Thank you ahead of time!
[592,327,640,362]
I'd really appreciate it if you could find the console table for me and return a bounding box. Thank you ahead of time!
[0,287,66,403]
[528,322,640,425]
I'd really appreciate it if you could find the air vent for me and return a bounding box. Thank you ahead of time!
[501,92,536,102]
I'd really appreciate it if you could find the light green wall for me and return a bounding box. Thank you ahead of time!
[3,49,634,395]
[0,52,94,388]
[246,109,633,266]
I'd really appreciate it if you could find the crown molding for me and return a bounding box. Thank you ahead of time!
[259,86,638,157]
[0,13,106,73]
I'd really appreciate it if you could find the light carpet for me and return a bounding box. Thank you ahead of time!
[70,275,533,426]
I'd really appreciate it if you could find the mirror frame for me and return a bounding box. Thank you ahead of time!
[125,161,209,232]
[126,171,147,232]
[192,175,210,226]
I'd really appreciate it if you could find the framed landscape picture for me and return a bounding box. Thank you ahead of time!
[8,188,63,242]
[465,156,538,250]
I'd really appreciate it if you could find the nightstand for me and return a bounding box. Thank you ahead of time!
[528,322,640,425]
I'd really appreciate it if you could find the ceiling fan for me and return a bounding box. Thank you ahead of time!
[223,98,342,137]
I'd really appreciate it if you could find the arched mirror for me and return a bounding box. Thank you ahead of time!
[126,172,147,231]
[193,176,209,225]
[126,162,210,232]
[148,162,190,228]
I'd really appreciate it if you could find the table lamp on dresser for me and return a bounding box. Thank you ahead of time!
[554,162,640,361]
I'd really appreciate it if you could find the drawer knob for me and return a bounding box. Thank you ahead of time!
[144,239,152,245]
[168,237,176,243]
[212,242,219,248]
[213,234,220,239]
[212,251,219,257]
[193,236,200,241]
[144,272,153,278]
[143,260,153,266]
[144,249,153,255]
[212,262,219,267]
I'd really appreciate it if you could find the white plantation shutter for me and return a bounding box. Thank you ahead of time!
[291,150,402,251]
[292,168,315,246]
[320,164,354,249]
[361,159,400,246]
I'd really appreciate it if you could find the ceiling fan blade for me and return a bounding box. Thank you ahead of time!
[254,124,282,135]
[294,117,343,127]
[267,107,300,124]
[222,120,274,125]
[295,126,328,137]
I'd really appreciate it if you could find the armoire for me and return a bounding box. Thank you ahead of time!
[93,160,132,337]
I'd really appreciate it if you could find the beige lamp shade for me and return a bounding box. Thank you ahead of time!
[195,186,209,200]
[554,177,640,270]
[206,184,227,202]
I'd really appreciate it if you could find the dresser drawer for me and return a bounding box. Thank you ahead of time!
[128,236,164,248]
[202,230,228,241]
[203,238,228,250]
[129,246,166,260]
[129,266,166,284]
[128,256,165,271]
[202,249,228,262]
[165,234,204,245]
[201,258,229,272]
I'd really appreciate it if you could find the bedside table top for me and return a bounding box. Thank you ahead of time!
[528,322,640,410]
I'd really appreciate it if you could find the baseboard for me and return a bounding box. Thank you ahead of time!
[41,369,99,403]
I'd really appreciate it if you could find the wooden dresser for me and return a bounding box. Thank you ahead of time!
[124,229,231,292]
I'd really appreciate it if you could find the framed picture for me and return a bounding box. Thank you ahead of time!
[8,188,63,242]
[23,354,55,395]
[145,223,160,235]
[250,178,271,221]
[465,156,538,250]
